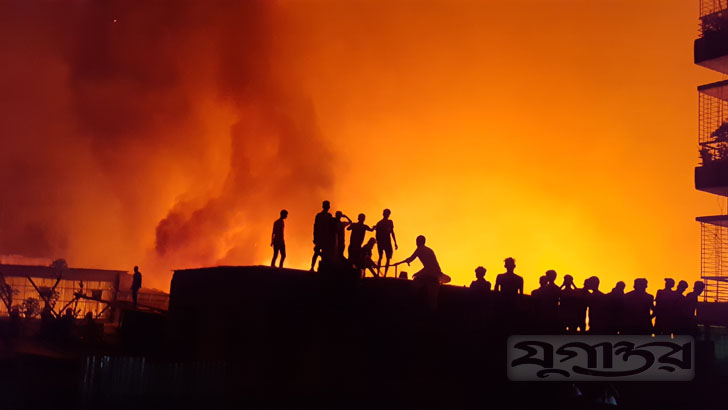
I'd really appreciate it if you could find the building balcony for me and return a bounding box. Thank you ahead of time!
[695,164,728,196]
[696,1,728,73]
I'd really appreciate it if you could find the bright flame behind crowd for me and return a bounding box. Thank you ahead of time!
[0,1,722,292]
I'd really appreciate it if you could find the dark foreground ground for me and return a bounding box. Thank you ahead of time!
[1,265,728,409]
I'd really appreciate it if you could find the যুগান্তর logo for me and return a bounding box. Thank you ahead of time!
[506,334,694,381]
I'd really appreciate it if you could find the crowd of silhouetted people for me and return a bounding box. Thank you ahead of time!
[271,201,706,335]
[273,200,406,278]
[467,258,706,336]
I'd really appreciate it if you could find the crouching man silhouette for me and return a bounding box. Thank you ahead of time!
[396,235,450,310]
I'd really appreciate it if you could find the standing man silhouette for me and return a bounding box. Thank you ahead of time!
[375,209,398,277]
[347,213,374,266]
[334,211,352,260]
[624,278,654,334]
[311,200,334,271]
[654,278,675,334]
[271,209,288,268]
[684,281,705,336]
[131,266,142,308]
[495,257,524,296]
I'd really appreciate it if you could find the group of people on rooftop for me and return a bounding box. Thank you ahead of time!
[272,200,450,285]
[469,260,705,335]
[271,201,705,331]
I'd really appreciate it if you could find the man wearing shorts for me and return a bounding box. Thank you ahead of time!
[374,208,398,277]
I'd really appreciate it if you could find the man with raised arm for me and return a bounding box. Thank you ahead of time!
[334,211,352,260]
[395,235,449,309]
[347,213,374,266]
[398,235,450,284]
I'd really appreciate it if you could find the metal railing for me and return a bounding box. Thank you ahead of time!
[700,0,728,36]
[700,221,728,302]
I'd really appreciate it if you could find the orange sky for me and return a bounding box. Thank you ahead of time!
[263,0,726,293]
[2,1,725,295]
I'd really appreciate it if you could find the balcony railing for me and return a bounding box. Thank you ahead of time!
[699,81,728,165]
[700,0,728,36]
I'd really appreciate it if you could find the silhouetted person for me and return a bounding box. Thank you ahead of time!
[543,269,561,331]
[334,211,352,259]
[544,270,560,293]
[131,266,142,307]
[666,280,689,335]
[607,281,626,334]
[531,275,548,297]
[624,278,653,334]
[375,209,398,277]
[398,235,448,309]
[470,266,491,292]
[495,257,523,297]
[311,200,334,271]
[60,308,75,341]
[271,209,288,268]
[585,276,608,334]
[401,235,447,283]
[573,279,590,332]
[676,280,689,296]
[559,275,582,333]
[654,278,675,334]
[683,281,705,336]
[347,213,374,265]
[360,238,378,277]
[40,305,54,339]
[530,275,559,333]
[82,312,99,344]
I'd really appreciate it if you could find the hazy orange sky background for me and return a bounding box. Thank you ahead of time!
[1,0,725,294]
[273,0,726,293]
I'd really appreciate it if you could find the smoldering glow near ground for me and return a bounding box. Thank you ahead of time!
[0,1,721,293]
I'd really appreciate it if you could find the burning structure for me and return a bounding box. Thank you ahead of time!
[0,263,168,320]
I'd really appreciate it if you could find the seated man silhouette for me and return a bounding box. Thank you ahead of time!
[470,266,491,291]
[494,257,523,297]
[360,238,378,278]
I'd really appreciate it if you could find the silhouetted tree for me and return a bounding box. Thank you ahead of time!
[22,298,40,319]
[0,273,18,314]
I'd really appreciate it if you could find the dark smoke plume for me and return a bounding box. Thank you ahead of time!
[0,1,333,288]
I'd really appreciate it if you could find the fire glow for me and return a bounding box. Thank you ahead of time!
[0,1,718,292]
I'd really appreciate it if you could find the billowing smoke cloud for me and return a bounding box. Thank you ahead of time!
[0,1,333,288]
